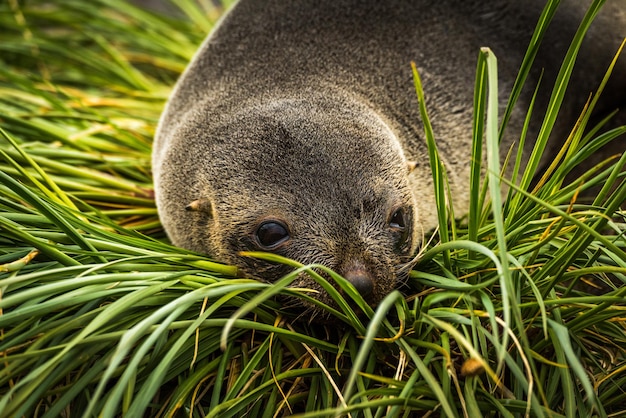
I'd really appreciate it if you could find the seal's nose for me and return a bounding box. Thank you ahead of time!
[343,268,374,299]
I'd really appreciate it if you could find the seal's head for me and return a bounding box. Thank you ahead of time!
[154,92,421,316]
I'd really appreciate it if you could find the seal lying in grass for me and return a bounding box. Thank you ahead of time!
[152,0,625,315]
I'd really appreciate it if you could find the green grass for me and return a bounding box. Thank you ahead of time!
[1,0,625,417]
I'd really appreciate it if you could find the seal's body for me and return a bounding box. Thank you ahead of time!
[153,0,625,313]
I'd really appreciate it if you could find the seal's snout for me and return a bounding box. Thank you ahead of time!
[343,265,375,300]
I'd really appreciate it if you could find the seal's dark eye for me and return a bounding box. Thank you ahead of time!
[389,207,407,229]
[255,221,290,249]
[389,206,412,253]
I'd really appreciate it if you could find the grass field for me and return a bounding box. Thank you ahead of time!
[1,0,625,417]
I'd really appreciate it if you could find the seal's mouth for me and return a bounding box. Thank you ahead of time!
[296,264,400,311]
[236,250,418,322]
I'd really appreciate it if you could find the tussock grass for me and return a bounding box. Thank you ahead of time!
[1,0,625,417]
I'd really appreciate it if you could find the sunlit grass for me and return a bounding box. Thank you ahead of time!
[0,0,624,417]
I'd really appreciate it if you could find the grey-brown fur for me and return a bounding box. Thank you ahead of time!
[153,0,625,315]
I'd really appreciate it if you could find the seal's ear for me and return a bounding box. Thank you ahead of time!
[185,199,212,215]
[406,161,417,173]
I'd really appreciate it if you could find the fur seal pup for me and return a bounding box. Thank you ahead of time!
[153,0,625,314]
